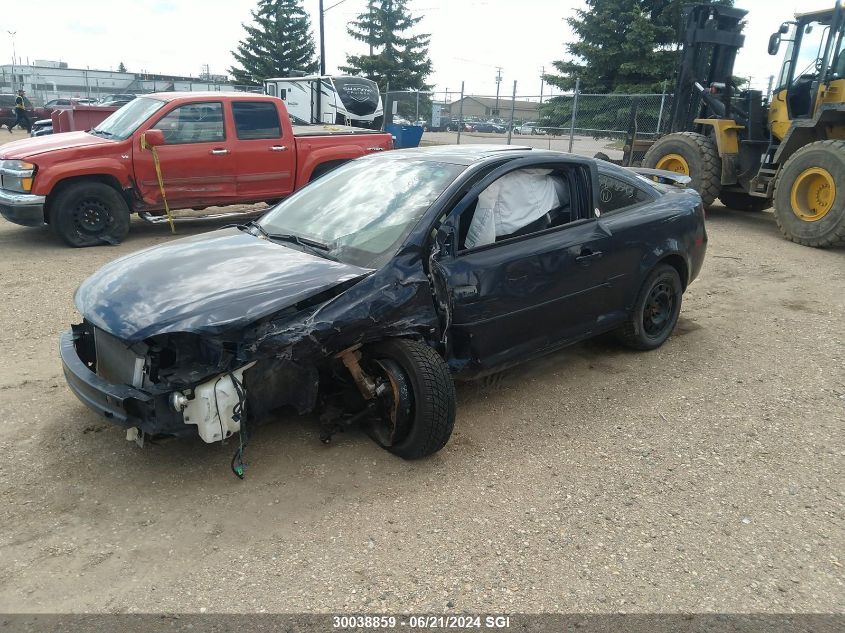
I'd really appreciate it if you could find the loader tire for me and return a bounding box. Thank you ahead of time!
[643,132,722,205]
[773,140,845,248]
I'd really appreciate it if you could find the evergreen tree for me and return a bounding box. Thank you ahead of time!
[117,62,127,73]
[340,0,432,93]
[230,0,318,84]
[545,0,734,94]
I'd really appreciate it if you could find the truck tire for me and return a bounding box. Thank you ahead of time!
[364,339,456,460]
[49,182,130,247]
[615,264,683,351]
[772,140,845,247]
[643,132,722,205]
[719,190,771,212]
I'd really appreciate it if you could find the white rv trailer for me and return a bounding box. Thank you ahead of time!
[264,75,384,129]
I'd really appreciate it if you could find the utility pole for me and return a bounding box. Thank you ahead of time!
[494,67,503,117]
[539,66,545,104]
[319,0,326,76]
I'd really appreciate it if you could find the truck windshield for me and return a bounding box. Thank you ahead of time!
[89,97,166,140]
[258,158,465,268]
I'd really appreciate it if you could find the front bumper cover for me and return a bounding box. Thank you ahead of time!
[0,188,46,227]
[60,329,188,436]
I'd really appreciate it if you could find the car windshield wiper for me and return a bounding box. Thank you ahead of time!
[90,128,113,137]
[266,232,331,251]
[247,222,331,252]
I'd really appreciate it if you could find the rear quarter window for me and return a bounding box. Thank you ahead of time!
[598,172,655,214]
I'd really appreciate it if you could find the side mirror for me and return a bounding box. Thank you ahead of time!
[141,129,165,149]
[779,23,790,34]
[768,32,782,56]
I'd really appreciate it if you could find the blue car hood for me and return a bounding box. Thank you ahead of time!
[75,228,371,341]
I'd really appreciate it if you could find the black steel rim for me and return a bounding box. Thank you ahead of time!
[72,198,111,235]
[643,280,675,337]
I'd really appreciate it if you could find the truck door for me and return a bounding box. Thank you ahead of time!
[230,100,295,198]
[133,100,237,207]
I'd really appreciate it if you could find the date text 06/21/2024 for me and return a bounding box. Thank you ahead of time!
[332,615,512,629]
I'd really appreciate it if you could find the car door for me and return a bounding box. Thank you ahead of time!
[133,100,237,208]
[432,157,625,370]
[230,100,295,198]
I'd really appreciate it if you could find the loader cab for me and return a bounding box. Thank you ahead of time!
[770,3,845,125]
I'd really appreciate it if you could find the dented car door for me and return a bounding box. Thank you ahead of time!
[432,157,621,372]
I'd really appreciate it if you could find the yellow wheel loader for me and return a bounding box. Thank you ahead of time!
[643,1,845,248]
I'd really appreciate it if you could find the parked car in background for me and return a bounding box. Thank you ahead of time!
[42,97,97,109]
[447,119,474,132]
[0,94,49,130]
[0,92,393,246]
[59,146,706,461]
[96,94,135,107]
[473,121,507,134]
[514,122,546,135]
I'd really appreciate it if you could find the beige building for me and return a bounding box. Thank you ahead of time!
[444,96,540,120]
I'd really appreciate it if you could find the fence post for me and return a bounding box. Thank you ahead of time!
[507,80,517,145]
[457,81,465,144]
[415,90,420,121]
[383,81,390,130]
[568,77,580,153]
[656,80,667,135]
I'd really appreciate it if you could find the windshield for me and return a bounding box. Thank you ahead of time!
[258,158,465,268]
[89,97,165,140]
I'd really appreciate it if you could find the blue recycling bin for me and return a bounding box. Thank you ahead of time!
[385,124,424,149]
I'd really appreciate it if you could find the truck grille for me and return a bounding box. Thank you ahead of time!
[93,327,145,387]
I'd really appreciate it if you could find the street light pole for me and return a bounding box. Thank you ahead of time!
[7,31,16,91]
[319,0,326,77]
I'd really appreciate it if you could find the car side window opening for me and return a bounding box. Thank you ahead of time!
[232,101,282,140]
[154,102,225,144]
[597,172,654,214]
[458,167,578,251]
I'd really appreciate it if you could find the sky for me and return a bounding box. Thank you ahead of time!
[0,0,839,98]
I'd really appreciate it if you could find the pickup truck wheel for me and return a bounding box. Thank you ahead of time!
[49,182,130,247]
[364,339,456,459]
[615,264,683,351]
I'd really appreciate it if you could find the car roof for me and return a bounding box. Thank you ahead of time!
[144,91,272,102]
[375,145,586,167]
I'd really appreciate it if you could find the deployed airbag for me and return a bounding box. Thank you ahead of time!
[465,169,563,249]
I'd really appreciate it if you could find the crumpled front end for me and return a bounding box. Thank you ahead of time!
[61,257,442,446]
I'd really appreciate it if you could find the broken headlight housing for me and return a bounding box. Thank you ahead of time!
[0,160,35,193]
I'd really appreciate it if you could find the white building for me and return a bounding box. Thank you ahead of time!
[0,62,256,104]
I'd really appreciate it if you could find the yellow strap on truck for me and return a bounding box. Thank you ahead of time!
[140,134,175,233]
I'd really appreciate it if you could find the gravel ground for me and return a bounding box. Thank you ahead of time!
[0,135,842,613]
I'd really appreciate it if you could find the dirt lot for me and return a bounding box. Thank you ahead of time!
[0,132,842,613]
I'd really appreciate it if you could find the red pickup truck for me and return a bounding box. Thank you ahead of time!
[0,92,393,246]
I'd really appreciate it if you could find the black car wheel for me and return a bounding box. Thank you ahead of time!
[49,182,130,247]
[364,339,455,459]
[616,264,683,350]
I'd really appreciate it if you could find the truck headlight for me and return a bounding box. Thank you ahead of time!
[0,160,35,193]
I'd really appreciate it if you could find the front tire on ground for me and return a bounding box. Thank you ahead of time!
[364,339,456,459]
[48,182,130,247]
[772,139,845,248]
[643,132,722,205]
[616,264,683,351]
[719,190,771,212]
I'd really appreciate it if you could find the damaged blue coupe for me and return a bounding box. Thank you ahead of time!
[61,146,706,466]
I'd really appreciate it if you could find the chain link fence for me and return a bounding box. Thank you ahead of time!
[382,85,674,161]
